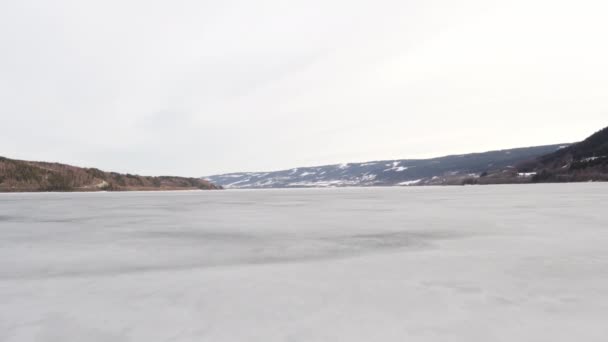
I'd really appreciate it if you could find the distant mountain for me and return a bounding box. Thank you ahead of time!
[205,144,569,188]
[516,126,608,183]
[0,157,221,192]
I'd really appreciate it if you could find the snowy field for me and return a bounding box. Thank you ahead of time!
[1,184,608,341]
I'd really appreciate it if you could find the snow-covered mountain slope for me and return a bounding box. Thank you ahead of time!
[205,144,568,188]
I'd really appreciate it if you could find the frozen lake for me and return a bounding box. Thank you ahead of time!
[1,184,608,341]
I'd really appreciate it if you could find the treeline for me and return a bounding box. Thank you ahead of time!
[524,126,608,183]
[0,157,221,192]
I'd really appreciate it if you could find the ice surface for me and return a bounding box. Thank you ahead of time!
[1,184,608,341]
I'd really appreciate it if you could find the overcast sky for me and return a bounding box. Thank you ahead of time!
[1,0,607,176]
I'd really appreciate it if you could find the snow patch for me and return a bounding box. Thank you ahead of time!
[361,174,377,182]
[288,179,359,187]
[398,179,422,186]
[581,156,605,162]
[222,174,246,178]
[518,172,537,177]
[225,178,253,187]
[384,162,409,172]
[96,181,109,189]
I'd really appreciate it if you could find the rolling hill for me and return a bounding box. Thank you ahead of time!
[0,157,221,192]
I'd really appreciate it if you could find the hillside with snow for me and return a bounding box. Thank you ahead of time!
[205,144,568,188]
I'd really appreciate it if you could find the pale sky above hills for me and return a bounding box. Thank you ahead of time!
[1,0,607,176]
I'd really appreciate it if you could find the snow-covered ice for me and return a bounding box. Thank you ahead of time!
[1,184,608,341]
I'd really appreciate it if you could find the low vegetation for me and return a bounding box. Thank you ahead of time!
[0,157,221,192]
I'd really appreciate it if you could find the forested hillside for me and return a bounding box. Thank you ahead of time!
[0,157,220,192]
[518,126,608,182]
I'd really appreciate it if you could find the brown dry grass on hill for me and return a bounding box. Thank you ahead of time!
[0,157,221,192]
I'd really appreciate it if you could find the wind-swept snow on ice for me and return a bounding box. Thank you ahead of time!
[1,184,608,341]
